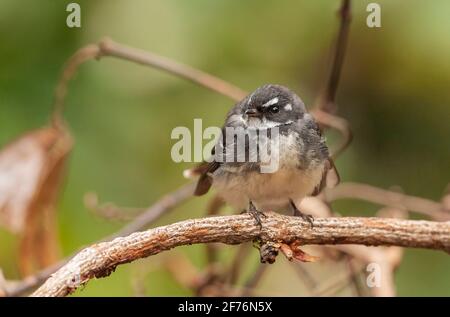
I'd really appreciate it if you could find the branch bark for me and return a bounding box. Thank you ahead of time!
[31,213,450,297]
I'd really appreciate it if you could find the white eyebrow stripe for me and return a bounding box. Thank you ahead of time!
[284,103,292,111]
[261,97,279,108]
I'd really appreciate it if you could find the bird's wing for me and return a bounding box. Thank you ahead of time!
[193,160,220,196]
[192,127,227,196]
[297,115,340,196]
[311,157,340,196]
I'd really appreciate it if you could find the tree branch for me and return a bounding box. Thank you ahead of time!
[31,213,450,297]
[3,182,194,297]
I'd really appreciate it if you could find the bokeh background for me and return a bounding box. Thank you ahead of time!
[0,0,449,296]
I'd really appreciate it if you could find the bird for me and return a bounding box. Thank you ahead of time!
[189,84,339,227]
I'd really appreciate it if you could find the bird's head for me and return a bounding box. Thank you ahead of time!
[239,84,306,128]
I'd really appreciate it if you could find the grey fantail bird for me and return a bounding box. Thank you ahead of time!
[189,84,339,227]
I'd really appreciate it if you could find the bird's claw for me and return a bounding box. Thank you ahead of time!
[245,201,266,229]
[291,200,314,228]
[299,213,314,228]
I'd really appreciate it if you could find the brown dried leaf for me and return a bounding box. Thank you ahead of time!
[0,125,72,276]
[280,242,320,263]
[0,130,49,232]
[291,248,320,263]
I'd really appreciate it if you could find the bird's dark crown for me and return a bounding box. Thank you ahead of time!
[242,84,306,123]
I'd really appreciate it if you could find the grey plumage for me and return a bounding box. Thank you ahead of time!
[193,84,339,213]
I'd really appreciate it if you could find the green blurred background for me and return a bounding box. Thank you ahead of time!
[0,0,449,296]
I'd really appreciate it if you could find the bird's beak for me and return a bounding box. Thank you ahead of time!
[245,108,260,118]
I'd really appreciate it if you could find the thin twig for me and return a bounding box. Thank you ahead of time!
[313,262,364,296]
[84,192,144,221]
[227,243,252,285]
[323,182,450,221]
[98,39,247,101]
[51,38,247,124]
[52,45,101,126]
[205,194,225,265]
[290,263,318,292]
[164,253,202,291]
[310,0,352,157]
[107,182,194,240]
[31,214,450,297]
[0,263,60,297]
[315,0,351,113]
[241,264,269,297]
[345,255,366,296]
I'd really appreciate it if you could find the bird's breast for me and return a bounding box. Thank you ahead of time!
[212,130,326,211]
[213,162,325,212]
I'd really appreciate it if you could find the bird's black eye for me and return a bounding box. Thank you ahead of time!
[269,105,279,113]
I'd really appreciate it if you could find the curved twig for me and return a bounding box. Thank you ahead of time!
[51,38,247,126]
[314,0,351,113]
[323,182,450,221]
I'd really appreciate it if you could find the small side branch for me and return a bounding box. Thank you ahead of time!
[31,213,450,297]
[324,182,450,221]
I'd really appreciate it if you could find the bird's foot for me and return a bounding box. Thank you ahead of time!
[290,200,314,228]
[242,201,267,229]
